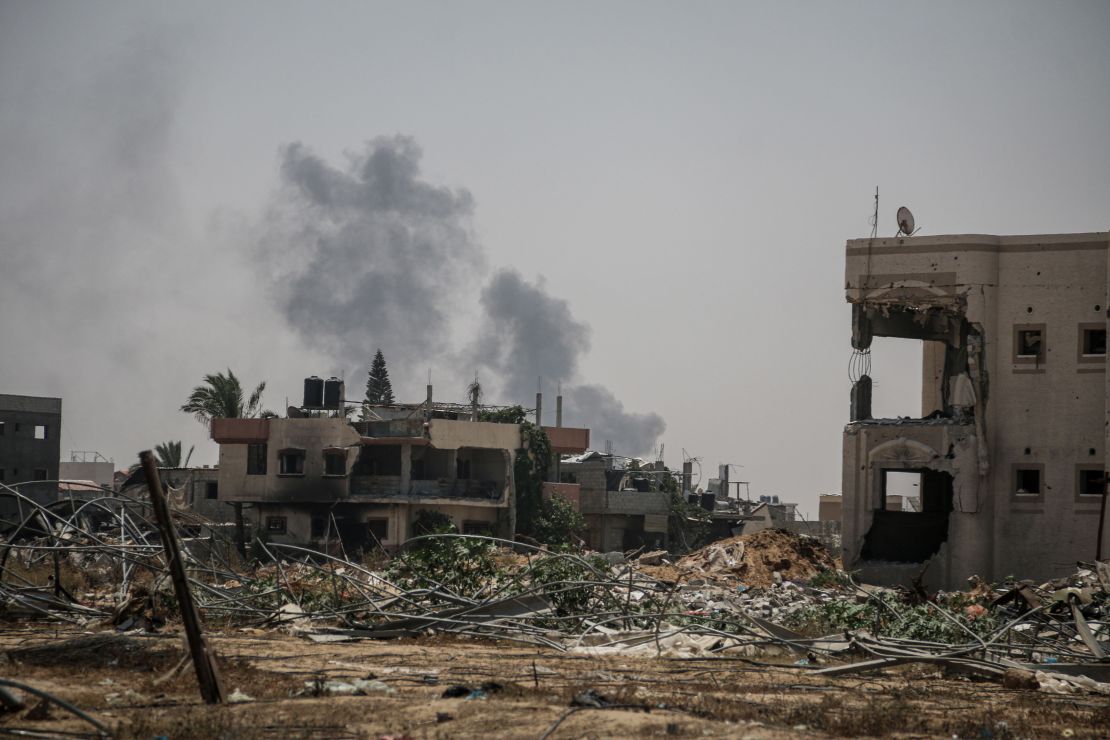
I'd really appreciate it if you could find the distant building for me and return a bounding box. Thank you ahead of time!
[0,394,62,506]
[559,452,670,551]
[59,451,115,489]
[843,231,1109,589]
[209,384,591,552]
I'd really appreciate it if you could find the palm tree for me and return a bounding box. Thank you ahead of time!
[181,369,271,426]
[154,441,194,468]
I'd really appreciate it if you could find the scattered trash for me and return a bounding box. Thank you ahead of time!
[227,688,254,703]
[570,688,613,708]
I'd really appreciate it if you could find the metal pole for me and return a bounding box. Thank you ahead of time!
[139,450,225,704]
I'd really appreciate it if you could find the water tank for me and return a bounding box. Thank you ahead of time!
[303,376,324,408]
[700,493,716,512]
[323,377,344,409]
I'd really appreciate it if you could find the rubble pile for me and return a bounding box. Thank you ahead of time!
[1,478,1108,701]
[675,528,838,587]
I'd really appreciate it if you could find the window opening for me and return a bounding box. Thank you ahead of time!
[1016,329,1043,358]
[205,481,218,499]
[1078,470,1104,497]
[33,469,48,481]
[247,444,267,475]
[324,449,347,476]
[1015,468,1041,494]
[278,449,305,475]
[867,337,926,419]
[33,425,47,440]
[266,516,287,534]
[1082,328,1107,356]
[861,469,954,563]
[311,516,327,538]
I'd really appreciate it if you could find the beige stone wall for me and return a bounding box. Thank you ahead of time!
[843,233,1109,587]
[429,419,520,451]
[218,418,361,503]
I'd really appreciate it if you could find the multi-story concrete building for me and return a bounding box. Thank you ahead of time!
[211,407,526,550]
[0,394,62,505]
[842,231,1109,589]
[559,452,671,551]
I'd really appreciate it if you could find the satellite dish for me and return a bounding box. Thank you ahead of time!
[896,206,915,236]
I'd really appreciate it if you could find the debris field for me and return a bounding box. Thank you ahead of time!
[0,483,1108,738]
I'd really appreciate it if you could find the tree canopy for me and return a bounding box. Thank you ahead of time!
[154,440,194,468]
[181,369,271,425]
[363,349,395,407]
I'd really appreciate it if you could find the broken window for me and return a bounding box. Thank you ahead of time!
[310,516,327,538]
[1015,467,1041,495]
[323,449,347,476]
[33,425,47,440]
[247,443,267,475]
[1078,469,1104,497]
[205,481,218,500]
[1081,327,1107,356]
[1014,326,1045,360]
[861,469,953,563]
[367,518,388,543]
[278,449,305,476]
[266,516,287,534]
[867,337,926,419]
[560,471,579,484]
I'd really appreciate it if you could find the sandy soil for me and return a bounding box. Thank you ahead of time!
[0,624,1105,739]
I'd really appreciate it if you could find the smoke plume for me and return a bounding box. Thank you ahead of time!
[473,270,666,456]
[258,136,484,381]
[258,139,665,455]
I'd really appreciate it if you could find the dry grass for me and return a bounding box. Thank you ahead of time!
[0,624,1104,739]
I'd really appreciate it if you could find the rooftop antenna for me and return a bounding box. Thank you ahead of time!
[869,186,879,238]
[896,206,918,236]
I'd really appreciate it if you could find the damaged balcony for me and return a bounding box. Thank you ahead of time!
[349,442,510,504]
[845,299,988,575]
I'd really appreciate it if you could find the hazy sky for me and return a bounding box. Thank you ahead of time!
[2,1,1108,515]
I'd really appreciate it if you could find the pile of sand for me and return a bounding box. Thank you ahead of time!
[676,529,836,588]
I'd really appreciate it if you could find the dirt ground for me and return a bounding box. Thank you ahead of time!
[0,624,1106,739]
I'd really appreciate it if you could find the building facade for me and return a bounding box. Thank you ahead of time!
[842,232,1109,589]
[211,413,523,551]
[0,394,62,505]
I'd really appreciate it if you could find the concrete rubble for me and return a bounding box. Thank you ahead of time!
[1,479,1109,735]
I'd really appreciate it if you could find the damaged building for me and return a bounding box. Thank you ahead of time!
[0,394,62,517]
[211,380,589,551]
[558,451,671,551]
[843,231,1109,589]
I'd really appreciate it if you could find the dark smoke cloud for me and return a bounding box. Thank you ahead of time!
[259,136,484,381]
[561,384,667,459]
[257,140,666,455]
[472,269,590,402]
[473,270,666,456]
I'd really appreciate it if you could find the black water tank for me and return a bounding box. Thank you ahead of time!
[324,377,344,409]
[700,493,716,512]
[303,376,324,408]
